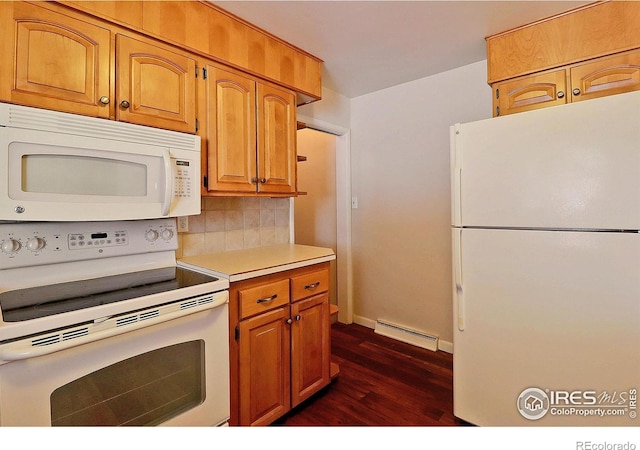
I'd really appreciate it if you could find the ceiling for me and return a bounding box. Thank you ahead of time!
[212,1,588,98]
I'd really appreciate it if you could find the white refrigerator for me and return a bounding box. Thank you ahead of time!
[450,91,640,426]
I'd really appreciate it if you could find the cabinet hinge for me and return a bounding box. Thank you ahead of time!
[203,175,208,188]
[495,88,499,100]
[234,326,240,340]
[202,67,208,80]
[195,118,199,133]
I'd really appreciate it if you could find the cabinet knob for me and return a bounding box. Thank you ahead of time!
[295,314,301,321]
[572,88,581,96]
[557,91,565,99]
[99,96,110,105]
[286,318,293,325]
[260,178,267,184]
[120,100,131,109]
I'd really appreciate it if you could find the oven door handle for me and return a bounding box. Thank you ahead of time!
[0,291,228,362]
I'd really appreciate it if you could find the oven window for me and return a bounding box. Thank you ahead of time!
[50,340,205,426]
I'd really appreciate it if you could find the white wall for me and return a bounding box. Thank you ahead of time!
[298,86,351,128]
[349,60,492,349]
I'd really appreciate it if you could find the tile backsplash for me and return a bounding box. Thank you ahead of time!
[176,197,291,258]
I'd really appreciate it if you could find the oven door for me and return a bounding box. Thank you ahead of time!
[0,299,229,426]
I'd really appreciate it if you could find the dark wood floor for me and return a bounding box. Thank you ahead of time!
[276,322,466,426]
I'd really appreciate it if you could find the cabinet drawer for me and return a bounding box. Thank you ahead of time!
[291,268,329,302]
[239,279,290,319]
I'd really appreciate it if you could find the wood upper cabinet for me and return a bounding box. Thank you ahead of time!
[203,63,296,195]
[257,84,297,195]
[116,34,197,133]
[0,3,198,132]
[493,69,567,117]
[0,1,111,118]
[493,49,640,117]
[204,64,257,193]
[487,1,640,117]
[569,49,640,103]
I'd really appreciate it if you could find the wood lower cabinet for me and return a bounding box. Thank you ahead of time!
[238,306,291,426]
[493,49,640,117]
[0,2,111,118]
[290,293,330,407]
[203,62,296,195]
[229,263,332,426]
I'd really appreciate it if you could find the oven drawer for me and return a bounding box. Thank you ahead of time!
[291,268,329,302]
[239,279,290,319]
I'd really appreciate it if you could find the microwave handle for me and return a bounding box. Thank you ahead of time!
[162,149,172,216]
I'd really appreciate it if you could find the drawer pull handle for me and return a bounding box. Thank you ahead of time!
[304,282,320,290]
[256,294,278,304]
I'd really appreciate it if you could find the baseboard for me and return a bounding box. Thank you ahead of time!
[352,314,453,354]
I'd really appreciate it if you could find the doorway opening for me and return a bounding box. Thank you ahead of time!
[295,128,338,309]
[293,116,352,324]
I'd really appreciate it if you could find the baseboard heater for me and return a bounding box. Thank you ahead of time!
[374,320,439,352]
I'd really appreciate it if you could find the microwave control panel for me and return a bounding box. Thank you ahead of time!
[173,159,193,199]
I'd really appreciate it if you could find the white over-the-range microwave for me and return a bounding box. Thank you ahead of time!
[0,102,201,222]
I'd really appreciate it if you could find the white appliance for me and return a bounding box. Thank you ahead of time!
[450,91,640,426]
[0,219,230,426]
[0,102,200,222]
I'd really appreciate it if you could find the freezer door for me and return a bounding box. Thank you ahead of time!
[452,228,639,426]
[451,91,640,230]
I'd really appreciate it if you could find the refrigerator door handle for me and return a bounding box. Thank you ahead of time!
[453,228,465,331]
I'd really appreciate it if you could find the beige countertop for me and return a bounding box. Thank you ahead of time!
[177,244,335,282]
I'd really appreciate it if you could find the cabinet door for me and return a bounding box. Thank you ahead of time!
[493,69,567,117]
[116,34,196,133]
[570,49,640,103]
[0,2,111,118]
[239,306,291,426]
[290,293,330,407]
[257,84,297,194]
[204,64,257,193]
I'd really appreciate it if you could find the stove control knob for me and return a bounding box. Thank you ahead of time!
[161,229,174,240]
[26,237,46,252]
[1,238,21,254]
[145,229,159,242]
